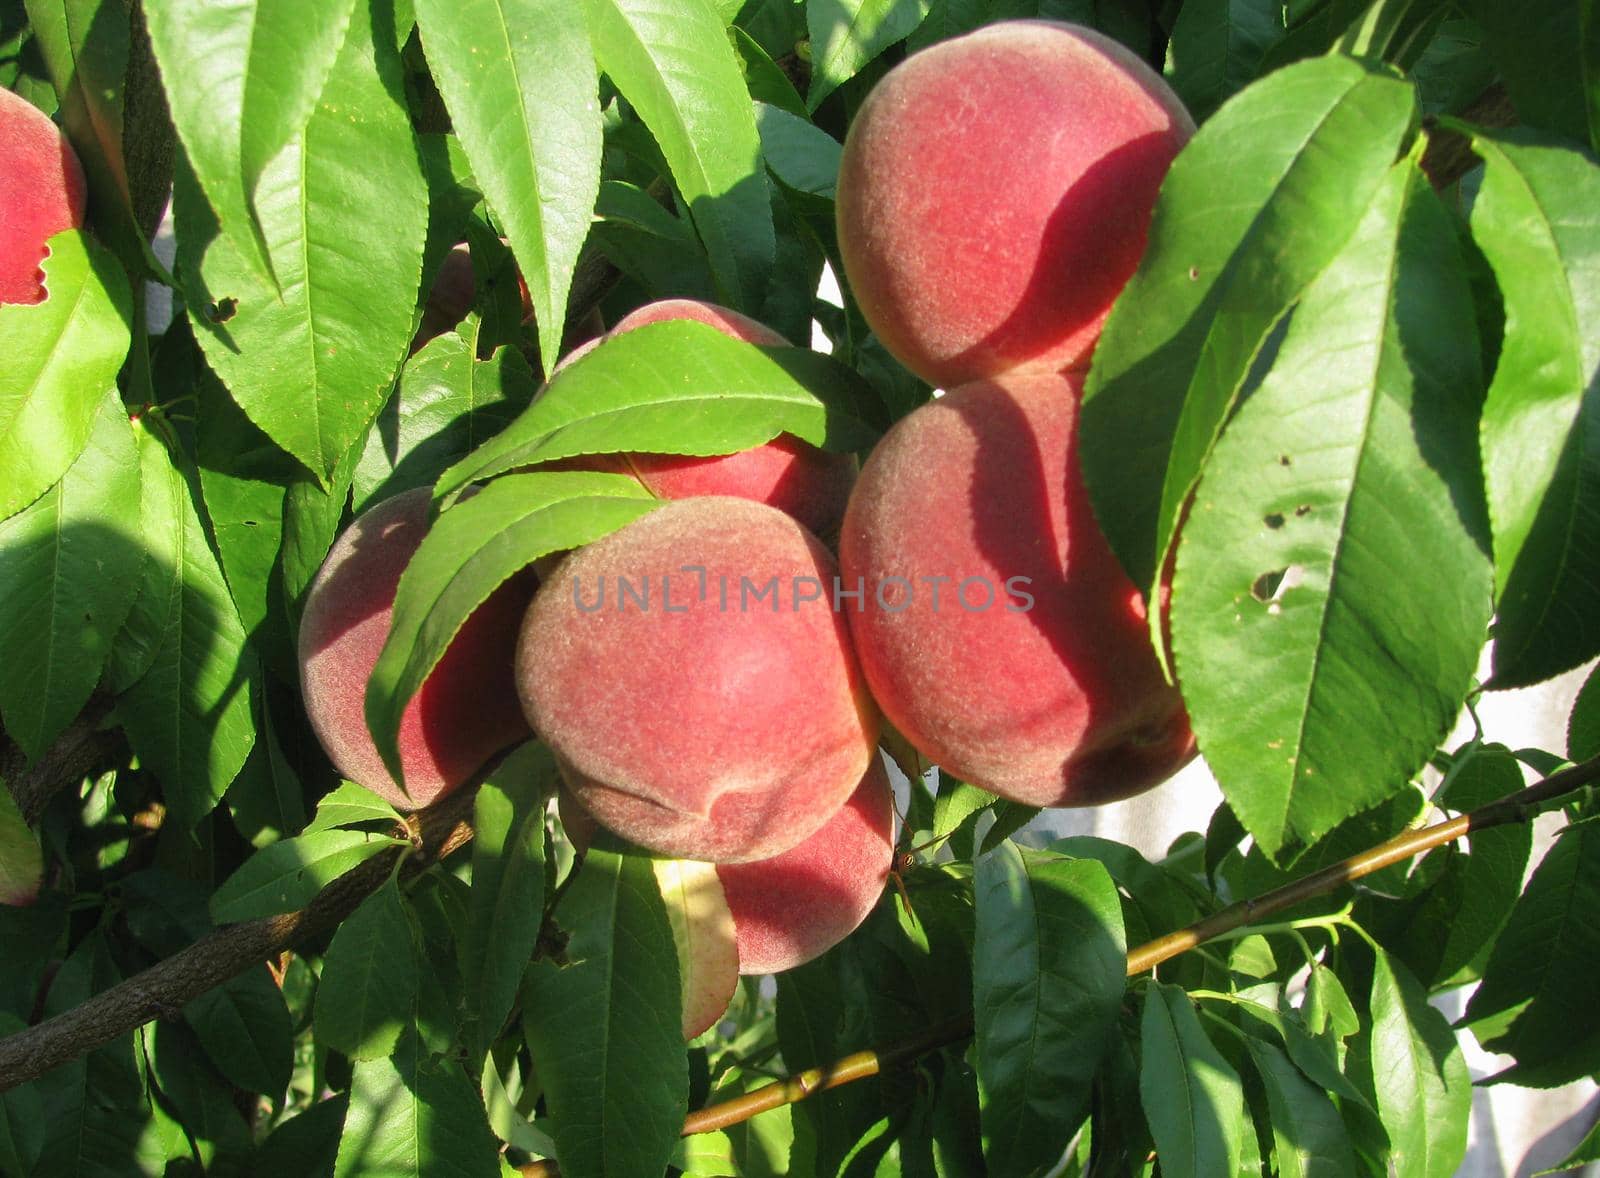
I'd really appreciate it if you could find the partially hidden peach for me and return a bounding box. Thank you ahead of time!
[559,757,895,977]
[556,299,858,538]
[0,88,88,305]
[518,496,880,862]
[837,368,1195,807]
[299,487,534,810]
[716,755,895,975]
[835,20,1193,387]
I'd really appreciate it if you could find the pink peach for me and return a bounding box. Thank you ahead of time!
[837,368,1195,807]
[299,488,534,810]
[518,496,879,862]
[835,20,1193,387]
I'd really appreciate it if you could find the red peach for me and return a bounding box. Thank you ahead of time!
[0,88,88,305]
[837,368,1195,807]
[574,299,858,537]
[715,755,895,975]
[298,488,534,810]
[835,20,1193,387]
[517,496,880,862]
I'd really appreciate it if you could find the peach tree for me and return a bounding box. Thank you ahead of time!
[0,0,1598,1175]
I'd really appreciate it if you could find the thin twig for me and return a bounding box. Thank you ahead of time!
[0,785,478,1092]
[679,753,1600,1138]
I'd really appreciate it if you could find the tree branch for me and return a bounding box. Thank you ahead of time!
[0,784,478,1092]
[0,695,123,827]
[679,753,1600,1139]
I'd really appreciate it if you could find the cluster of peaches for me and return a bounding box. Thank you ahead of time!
[0,20,1201,1036]
[303,21,1202,1034]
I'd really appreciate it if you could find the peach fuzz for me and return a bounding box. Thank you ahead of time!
[565,299,858,537]
[517,496,880,863]
[298,488,534,810]
[715,755,895,975]
[837,369,1195,807]
[0,88,88,306]
[835,20,1193,388]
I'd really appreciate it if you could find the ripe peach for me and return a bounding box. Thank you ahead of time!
[715,756,895,975]
[560,760,894,976]
[837,368,1194,807]
[568,299,858,537]
[299,488,534,810]
[518,496,880,863]
[411,240,537,352]
[835,20,1193,387]
[0,88,88,305]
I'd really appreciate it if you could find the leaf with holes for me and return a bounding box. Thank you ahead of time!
[1081,55,1417,610]
[1170,158,1491,859]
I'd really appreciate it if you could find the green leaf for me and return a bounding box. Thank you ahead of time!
[806,0,929,111]
[353,336,540,511]
[0,389,139,760]
[226,694,310,846]
[0,780,42,907]
[333,1032,501,1178]
[115,424,258,829]
[1393,746,1533,985]
[586,0,775,311]
[774,953,883,1173]
[1241,1035,1357,1178]
[148,1020,254,1164]
[34,931,150,1178]
[1164,0,1285,124]
[436,320,877,498]
[731,26,806,117]
[1464,817,1600,1086]
[1366,950,1469,1177]
[365,471,657,785]
[931,778,997,845]
[176,0,427,483]
[0,1012,44,1177]
[1570,662,1600,760]
[195,366,291,656]
[1470,0,1597,150]
[755,101,841,200]
[303,780,404,836]
[1171,159,1490,859]
[1465,130,1600,687]
[973,844,1125,1177]
[0,230,132,523]
[1081,55,1417,598]
[521,846,687,1178]
[1139,981,1246,1178]
[238,0,359,240]
[413,0,602,374]
[315,875,420,1061]
[1303,964,1360,1042]
[22,0,151,268]
[102,411,180,694]
[210,828,402,923]
[182,964,294,1098]
[463,744,552,1062]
